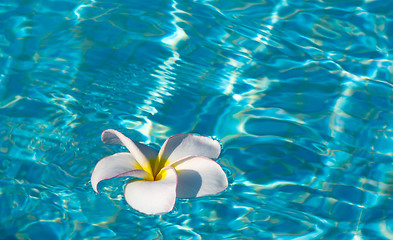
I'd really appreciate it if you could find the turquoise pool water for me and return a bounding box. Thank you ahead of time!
[1,0,393,239]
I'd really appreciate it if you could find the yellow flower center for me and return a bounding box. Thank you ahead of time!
[149,157,170,181]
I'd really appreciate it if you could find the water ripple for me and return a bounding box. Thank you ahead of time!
[1,0,393,239]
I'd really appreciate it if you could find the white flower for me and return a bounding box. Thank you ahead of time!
[91,129,228,215]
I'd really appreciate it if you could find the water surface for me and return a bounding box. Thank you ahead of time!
[1,0,393,239]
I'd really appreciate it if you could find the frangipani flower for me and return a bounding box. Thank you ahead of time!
[91,129,228,215]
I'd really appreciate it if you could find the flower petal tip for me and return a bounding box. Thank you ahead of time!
[101,129,121,145]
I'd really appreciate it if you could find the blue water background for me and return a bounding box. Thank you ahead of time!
[1,0,393,239]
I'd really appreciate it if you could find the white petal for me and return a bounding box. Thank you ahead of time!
[158,133,221,166]
[134,142,158,161]
[124,167,177,215]
[91,152,150,193]
[172,156,228,198]
[101,129,155,173]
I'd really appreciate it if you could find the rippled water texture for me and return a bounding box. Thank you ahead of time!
[1,0,393,239]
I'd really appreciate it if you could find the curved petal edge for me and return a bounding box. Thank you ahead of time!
[91,152,149,193]
[124,166,178,215]
[158,133,221,166]
[172,156,228,199]
[101,129,153,173]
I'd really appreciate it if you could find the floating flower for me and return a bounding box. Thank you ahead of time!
[91,129,228,215]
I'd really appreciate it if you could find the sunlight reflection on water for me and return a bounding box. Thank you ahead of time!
[1,0,393,239]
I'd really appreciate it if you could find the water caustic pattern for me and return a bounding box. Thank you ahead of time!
[1,0,393,238]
